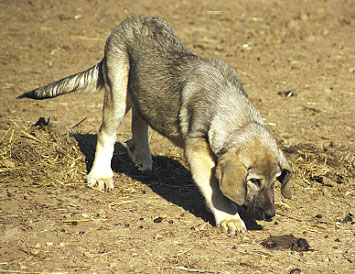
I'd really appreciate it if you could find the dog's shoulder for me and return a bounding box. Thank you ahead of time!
[203,57,245,94]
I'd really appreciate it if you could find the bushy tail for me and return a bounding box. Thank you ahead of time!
[17,59,104,100]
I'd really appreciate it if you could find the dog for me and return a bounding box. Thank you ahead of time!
[18,15,292,234]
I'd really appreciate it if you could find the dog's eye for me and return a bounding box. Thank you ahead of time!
[250,178,261,187]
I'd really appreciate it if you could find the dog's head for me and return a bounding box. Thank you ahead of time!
[215,133,292,220]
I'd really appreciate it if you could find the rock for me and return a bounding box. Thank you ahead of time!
[290,269,302,274]
[153,217,163,223]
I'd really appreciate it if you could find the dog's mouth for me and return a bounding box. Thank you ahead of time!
[246,206,275,221]
[232,203,275,221]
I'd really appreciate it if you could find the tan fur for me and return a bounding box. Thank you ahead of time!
[215,153,247,206]
[184,138,247,234]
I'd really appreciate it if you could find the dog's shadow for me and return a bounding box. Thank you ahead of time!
[73,133,262,231]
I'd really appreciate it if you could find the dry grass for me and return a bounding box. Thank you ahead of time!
[283,142,355,195]
[0,117,195,194]
[0,118,86,188]
[1,117,354,198]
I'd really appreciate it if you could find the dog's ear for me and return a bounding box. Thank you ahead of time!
[215,153,247,205]
[277,149,292,199]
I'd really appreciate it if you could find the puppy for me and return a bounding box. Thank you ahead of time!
[18,15,292,234]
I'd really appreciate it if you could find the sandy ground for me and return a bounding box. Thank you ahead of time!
[0,0,354,273]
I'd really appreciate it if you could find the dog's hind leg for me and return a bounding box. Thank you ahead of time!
[125,107,153,171]
[87,54,131,191]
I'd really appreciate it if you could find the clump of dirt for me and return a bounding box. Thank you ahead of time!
[261,234,311,252]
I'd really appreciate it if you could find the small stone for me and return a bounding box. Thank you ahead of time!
[30,249,40,255]
[153,233,163,240]
[153,217,163,223]
[321,140,334,152]
[315,214,323,219]
[277,90,295,97]
[290,268,302,274]
[291,238,310,251]
[59,242,65,247]
[342,214,353,223]
[46,242,53,246]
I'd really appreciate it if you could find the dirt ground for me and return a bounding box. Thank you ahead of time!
[0,0,354,273]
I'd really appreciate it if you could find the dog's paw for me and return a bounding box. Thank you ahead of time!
[125,139,152,171]
[87,168,114,192]
[217,216,247,235]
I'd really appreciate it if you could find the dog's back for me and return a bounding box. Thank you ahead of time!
[113,17,258,145]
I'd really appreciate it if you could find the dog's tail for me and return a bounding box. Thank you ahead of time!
[17,59,105,100]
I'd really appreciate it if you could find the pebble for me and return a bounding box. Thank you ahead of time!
[153,217,163,223]
[342,213,353,223]
[277,90,295,97]
[291,238,310,252]
[289,268,302,274]
[30,249,40,255]
[153,233,163,240]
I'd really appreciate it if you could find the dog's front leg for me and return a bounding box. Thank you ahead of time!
[184,137,247,235]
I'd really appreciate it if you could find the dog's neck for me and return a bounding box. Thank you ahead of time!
[208,117,267,156]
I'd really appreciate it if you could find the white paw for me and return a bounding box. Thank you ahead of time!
[125,139,152,171]
[215,213,247,235]
[87,168,114,192]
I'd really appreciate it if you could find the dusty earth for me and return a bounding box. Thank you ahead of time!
[0,0,354,273]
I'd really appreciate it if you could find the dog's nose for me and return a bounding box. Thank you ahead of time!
[264,208,275,219]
